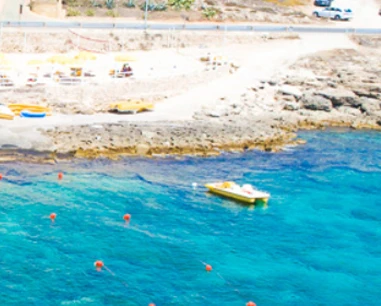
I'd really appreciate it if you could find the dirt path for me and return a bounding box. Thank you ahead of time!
[0,0,24,21]
[151,33,357,120]
[0,0,51,21]
[335,0,381,27]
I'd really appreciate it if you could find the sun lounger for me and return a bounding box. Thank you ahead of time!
[109,101,154,114]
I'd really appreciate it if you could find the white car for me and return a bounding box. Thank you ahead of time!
[313,7,353,20]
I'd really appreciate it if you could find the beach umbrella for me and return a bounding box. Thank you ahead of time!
[62,58,85,67]
[75,51,97,61]
[0,58,13,67]
[47,55,71,65]
[114,54,137,62]
[27,59,47,66]
[48,56,85,66]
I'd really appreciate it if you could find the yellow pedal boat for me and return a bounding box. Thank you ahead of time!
[109,100,154,114]
[205,181,270,204]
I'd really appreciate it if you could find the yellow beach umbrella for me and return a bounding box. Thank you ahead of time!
[47,55,71,65]
[0,58,13,67]
[114,54,137,62]
[75,51,97,61]
[63,58,85,67]
[47,56,84,66]
[27,59,47,66]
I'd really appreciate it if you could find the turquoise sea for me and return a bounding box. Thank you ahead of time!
[0,130,380,306]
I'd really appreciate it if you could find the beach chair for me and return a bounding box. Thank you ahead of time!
[109,100,154,114]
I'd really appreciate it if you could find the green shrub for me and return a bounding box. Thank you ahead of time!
[123,0,135,8]
[62,0,79,6]
[140,2,167,11]
[91,0,102,7]
[86,9,95,16]
[168,0,194,10]
[140,1,155,11]
[155,3,167,11]
[66,8,81,16]
[106,10,119,17]
[202,7,218,19]
[105,0,115,9]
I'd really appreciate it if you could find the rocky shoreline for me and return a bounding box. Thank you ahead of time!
[44,120,301,158]
[0,115,377,164]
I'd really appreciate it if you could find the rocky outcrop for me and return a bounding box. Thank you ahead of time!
[272,49,381,130]
[359,97,381,115]
[301,93,333,112]
[39,120,300,161]
[337,106,362,117]
[278,85,302,99]
[283,101,300,111]
[316,88,358,107]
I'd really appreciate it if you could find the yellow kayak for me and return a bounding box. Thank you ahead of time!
[205,182,270,204]
[109,100,154,114]
[7,104,52,116]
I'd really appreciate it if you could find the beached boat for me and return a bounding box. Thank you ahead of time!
[20,110,46,118]
[205,181,270,204]
[109,100,154,114]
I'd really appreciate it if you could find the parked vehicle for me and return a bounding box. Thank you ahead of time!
[314,0,333,7]
[313,7,353,20]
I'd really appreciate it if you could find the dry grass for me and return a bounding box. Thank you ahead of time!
[264,0,309,6]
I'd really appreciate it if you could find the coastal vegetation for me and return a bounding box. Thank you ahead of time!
[42,0,314,22]
[264,0,309,6]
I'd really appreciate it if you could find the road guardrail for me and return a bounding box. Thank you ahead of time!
[0,21,380,34]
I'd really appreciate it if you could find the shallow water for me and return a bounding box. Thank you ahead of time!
[0,130,380,306]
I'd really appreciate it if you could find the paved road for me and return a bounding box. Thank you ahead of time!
[329,0,381,27]
[0,0,24,21]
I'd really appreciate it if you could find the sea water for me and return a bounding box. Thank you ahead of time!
[0,130,380,306]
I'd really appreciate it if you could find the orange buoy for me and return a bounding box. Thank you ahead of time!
[58,172,63,180]
[94,260,104,271]
[205,264,212,272]
[246,302,256,306]
[123,214,131,222]
[0,174,2,180]
[50,213,57,221]
[148,304,156,306]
